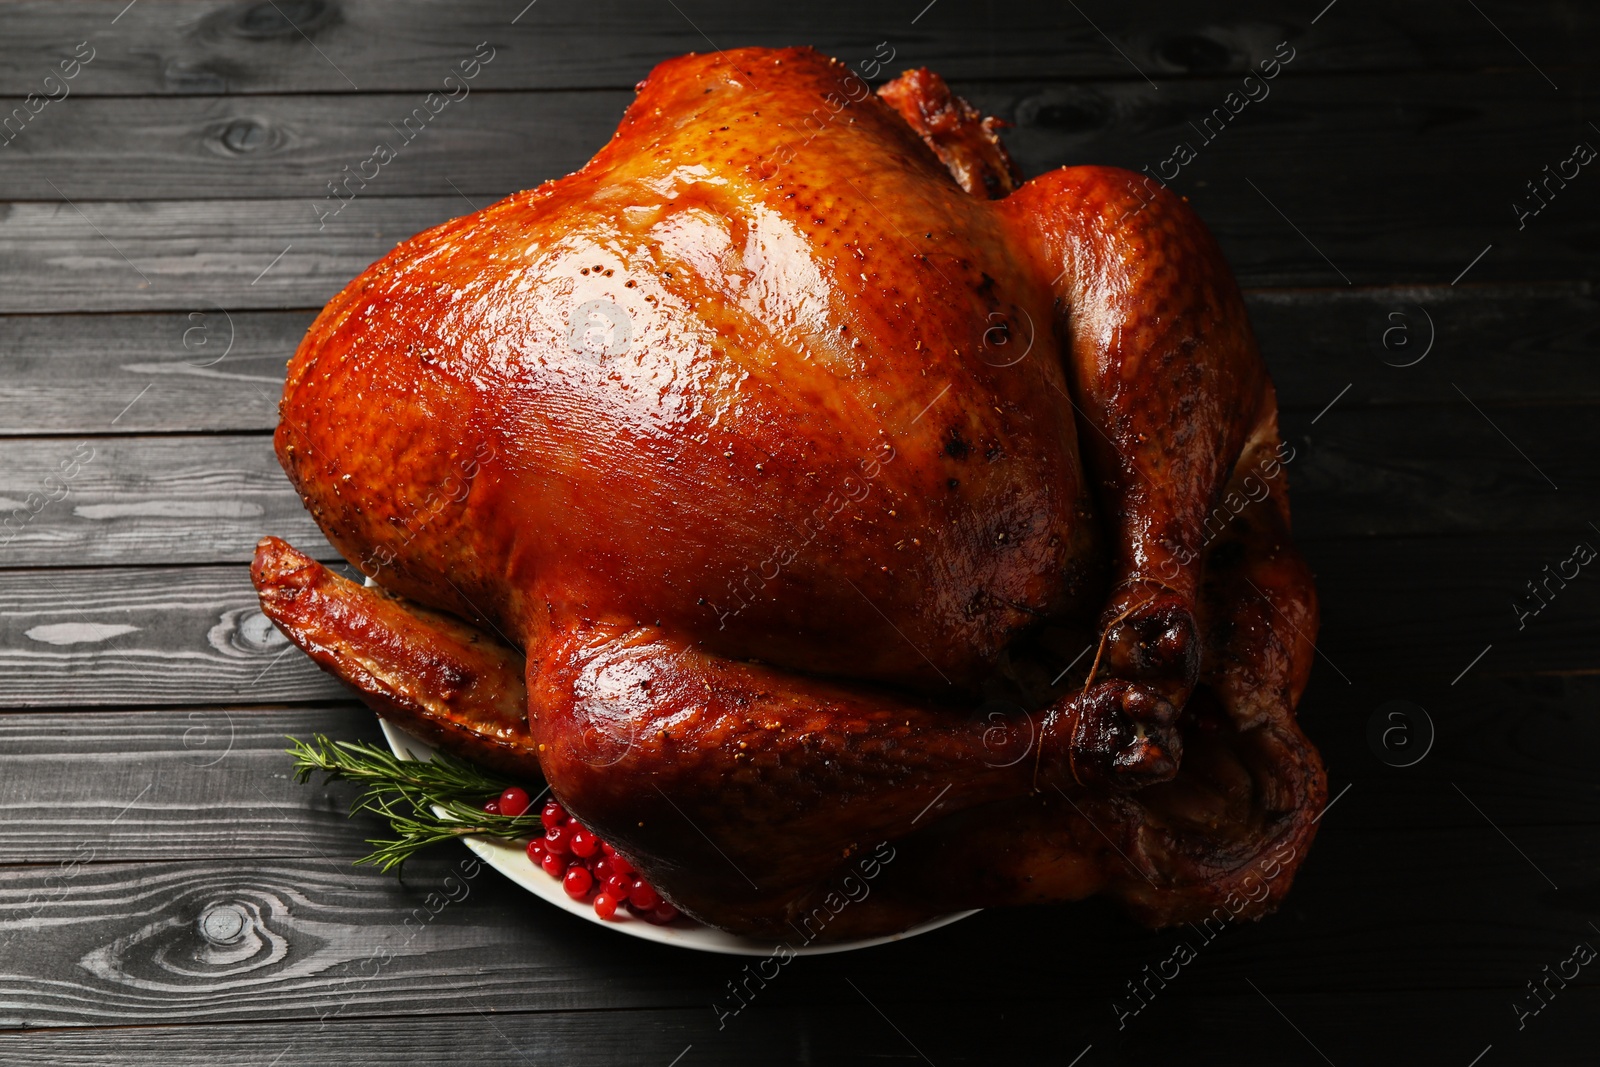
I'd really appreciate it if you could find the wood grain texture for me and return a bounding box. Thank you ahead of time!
[0,1012,741,1067]
[1283,405,1590,538]
[972,70,1600,287]
[0,436,328,566]
[3,0,1595,96]
[0,71,1585,216]
[1297,673,1600,829]
[3,284,1594,434]
[0,822,1595,1041]
[0,854,687,1028]
[0,196,452,313]
[0,705,378,861]
[2,90,621,201]
[1,994,1594,1067]
[1306,530,1600,682]
[0,309,311,434]
[1247,281,1600,410]
[0,564,346,707]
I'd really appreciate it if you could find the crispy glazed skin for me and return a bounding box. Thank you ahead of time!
[255,49,1325,939]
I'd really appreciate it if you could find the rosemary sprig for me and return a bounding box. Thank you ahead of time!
[287,734,544,872]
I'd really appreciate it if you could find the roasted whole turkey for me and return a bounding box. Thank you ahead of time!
[253,47,1326,941]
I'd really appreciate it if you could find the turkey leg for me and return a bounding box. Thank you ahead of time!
[252,537,1181,933]
[1000,165,1272,709]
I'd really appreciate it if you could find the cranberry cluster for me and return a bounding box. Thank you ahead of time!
[486,787,680,924]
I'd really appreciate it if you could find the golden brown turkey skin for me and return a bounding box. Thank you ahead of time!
[278,48,1100,694]
[257,47,1325,939]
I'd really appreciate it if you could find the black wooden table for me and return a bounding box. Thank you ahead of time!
[2,2,1596,1063]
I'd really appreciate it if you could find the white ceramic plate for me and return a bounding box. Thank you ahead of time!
[376,717,978,955]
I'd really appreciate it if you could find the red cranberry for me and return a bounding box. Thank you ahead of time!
[543,824,571,855]
[569,828,599,858]
[525,839,545,863]
[609,852,635,877]
[592,857,615,883]
[603,873,631,900]
[563,865,594,900]
[541,801,567,830]
[628,880,661,911]
[648,902,679,924]
[592,892,619,921]
[540,851,565,879]
[498,787,531,818]
[482,800,500,815]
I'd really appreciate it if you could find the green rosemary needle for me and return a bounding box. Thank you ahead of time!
[286,734,545,872]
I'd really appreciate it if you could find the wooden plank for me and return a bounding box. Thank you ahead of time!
[1304,529,1600,683]
[1,528,1596,708]
[0,853,695,1029]
[0,196,452,313]
[0,71,1583,212]
[0,1012,757,1066]
[0,705,380,860]
[0,564,346,707]
[0,820,1595,1030]
[0,435,328,566]
[1,993,1594,1067]
[1248,281,1600,411]
[2,90,621,202]
[1282,404,1591,538]
[1295,674,1600,832]
[4,672,1595,863]
[3,284,1595,434]
[0,309,309,434]
[4,0,1595,96]
[1,79,1596,308]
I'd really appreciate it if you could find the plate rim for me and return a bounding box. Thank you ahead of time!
[375,717,978,956]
